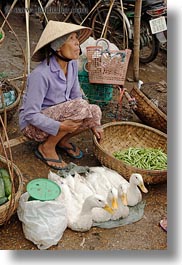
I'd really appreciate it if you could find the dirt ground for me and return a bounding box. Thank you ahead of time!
[0,11,167,250]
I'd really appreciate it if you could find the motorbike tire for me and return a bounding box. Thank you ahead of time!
[71,0,90,25]
[91,6,160,64]
[139,19,159,63]
[43,0,72,25]
[90,6,128,50]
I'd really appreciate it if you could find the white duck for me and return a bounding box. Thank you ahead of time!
[72,172,95,196]
[48,171,113,231]
[110,184,129,220]
[125,173,148,206]
[92,187,118,223]
[67,193,113,231]
[87,167,148,207]
[89,166,128,189]
[85,168,114,199]
[85,168,123,222]
[62,172,95,205]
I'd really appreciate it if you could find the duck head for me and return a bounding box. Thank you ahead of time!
[108,187,118,210]
[118,184,128,206]
[130,173,148,193]
[86,194,114,214]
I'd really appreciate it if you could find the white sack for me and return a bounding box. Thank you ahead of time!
[17,192,67,250]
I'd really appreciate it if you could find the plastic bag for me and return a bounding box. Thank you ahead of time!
[0,90,16,109]
[17,192,67,250]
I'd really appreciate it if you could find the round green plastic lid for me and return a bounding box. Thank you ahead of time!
[26,178,61,201]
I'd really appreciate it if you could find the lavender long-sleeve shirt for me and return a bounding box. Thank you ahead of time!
[19,56,82,136]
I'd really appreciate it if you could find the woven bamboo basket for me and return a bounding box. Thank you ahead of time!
[0,28,5,44]
[86,38,131,85]
[93,121,167,185]
[0,155,24,225]
[129,86,167,133]
[0,117,24,226]
[0,79,21,122]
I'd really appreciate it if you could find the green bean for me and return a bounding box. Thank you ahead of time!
[113,147,167,170]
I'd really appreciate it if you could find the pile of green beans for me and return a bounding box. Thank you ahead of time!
[113,147,167,170]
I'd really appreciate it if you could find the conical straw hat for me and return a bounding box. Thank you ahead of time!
[32,20,92,61]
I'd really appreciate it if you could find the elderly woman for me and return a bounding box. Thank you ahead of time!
[19,21,103,170]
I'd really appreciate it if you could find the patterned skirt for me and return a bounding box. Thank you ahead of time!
[22,98,102,142]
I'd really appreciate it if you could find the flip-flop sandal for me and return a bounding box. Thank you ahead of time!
[159,218,167,232]
[56,142,83,159]
[34,147,68,170]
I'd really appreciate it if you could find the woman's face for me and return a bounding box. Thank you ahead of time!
[57,32,80,60]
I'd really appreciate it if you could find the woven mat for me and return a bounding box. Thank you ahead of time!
[93,200,146,229]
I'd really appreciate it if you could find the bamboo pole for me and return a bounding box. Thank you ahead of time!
[37,0,49,24]
[101,0,115,38]
[133,0,142,81]
[80,0,102,25]
[25,0,30,75]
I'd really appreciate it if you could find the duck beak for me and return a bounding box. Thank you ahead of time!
[121,192,128,206]
[103,204,114,214]
[139,183,148,193]
[112,197,118,210]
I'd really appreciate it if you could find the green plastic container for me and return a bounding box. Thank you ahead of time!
[78,68,113,107]
[26,178,61,201]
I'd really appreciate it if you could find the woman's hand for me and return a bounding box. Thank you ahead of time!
[60,120,83,133]
[91,126,104,140]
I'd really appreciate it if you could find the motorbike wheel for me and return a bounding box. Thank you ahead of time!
[139,19,159,63]
[43,0,72,26]
[91,6,128,50]
[71,0,90,25]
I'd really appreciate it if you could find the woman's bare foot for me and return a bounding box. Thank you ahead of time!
[38,143,67,169]
[57,141,82,158]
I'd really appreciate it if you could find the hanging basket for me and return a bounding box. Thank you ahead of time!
[0,79,21,123]
[86,38,131,85]
[0,117,24,226]
[93,121,167,185]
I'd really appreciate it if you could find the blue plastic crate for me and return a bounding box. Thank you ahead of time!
[78,69,113,107]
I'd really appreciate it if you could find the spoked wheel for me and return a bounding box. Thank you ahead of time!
[91,6,128,50]
[71,0,90,25]
[43,0,72,25]
[139,19,159,63]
